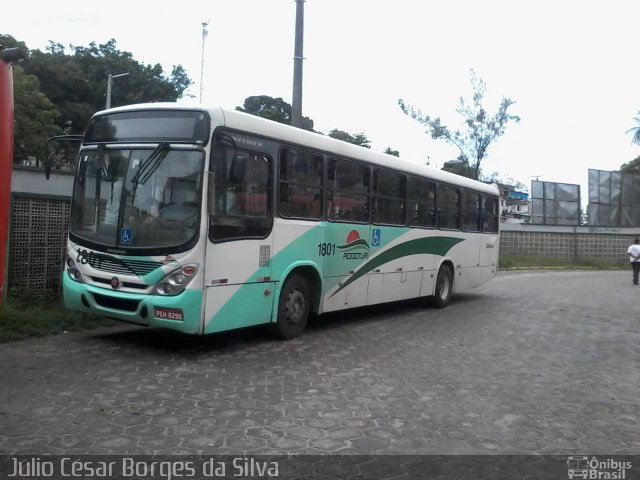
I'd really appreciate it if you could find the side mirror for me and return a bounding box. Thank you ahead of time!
[44,135,83,180]
[45,153,52,180]
[0,46,28,63]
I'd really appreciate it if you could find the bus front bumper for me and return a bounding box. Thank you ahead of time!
[63,274,203,334]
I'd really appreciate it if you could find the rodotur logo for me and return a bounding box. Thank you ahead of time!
[337,230,369,260]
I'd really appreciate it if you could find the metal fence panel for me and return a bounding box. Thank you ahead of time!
[588,168,640,226]
[531,180,581,225]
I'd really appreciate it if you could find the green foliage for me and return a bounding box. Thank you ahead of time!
[237,95,378,150]
[620,155,640,174]
[1,287,116,343]
[627,111,640,145]
[399,69,520,179]
[237,95,315,131]
[328,129,371,148]
[441,155,475,178]
[498,255,625,270]
[237,95,379,150]
[1,34,193,163]
[23,38,192,131]
[483,171,527,190]
[12,65,60,163]
[384,147,400,157]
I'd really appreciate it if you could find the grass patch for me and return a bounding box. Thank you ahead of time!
[499,255,625,270]
[0,287,117,343]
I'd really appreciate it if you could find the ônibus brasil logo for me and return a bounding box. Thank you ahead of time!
[338,230,369,260]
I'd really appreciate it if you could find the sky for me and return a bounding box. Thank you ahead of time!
[4,0,640,201]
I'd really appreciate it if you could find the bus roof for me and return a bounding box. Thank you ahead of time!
[97,103,500,196]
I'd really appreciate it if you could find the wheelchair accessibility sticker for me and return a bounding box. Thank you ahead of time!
[120,228,133,245]
[372,228,381,247]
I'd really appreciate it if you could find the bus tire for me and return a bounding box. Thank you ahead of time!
[274,274,310,340]
[433,264,453,308]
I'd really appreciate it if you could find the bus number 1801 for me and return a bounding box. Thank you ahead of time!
[317,243,336,257]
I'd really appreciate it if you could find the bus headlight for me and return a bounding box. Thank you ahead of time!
[66,255,85,283]
[153,264,198,296]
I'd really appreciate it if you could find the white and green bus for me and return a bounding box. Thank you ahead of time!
[61,103,499,339]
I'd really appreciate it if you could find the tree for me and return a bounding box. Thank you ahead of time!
[237,95,314,131]
[620,155,640,174]
[399,69,520,179]
[441,155,475,178]
[12,65,60,164]
[484,171,527,191]
[19,38,192,136]
[328,129,371,148]
[237,95,373,147]
[384,147,400,157]
[3,35,193,162]
[627,112,640,145]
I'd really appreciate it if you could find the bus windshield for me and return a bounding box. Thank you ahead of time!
[70,146,204,251]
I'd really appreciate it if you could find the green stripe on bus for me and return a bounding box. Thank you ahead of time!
[331,236,464,296]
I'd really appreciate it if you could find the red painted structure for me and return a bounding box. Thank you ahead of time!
[0,46,27,302]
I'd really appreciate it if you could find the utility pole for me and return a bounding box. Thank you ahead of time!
[291,0,305,128]
[200,20,209,104]
[106,72,129,109]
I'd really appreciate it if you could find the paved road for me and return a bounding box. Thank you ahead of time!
[0,270,638,456]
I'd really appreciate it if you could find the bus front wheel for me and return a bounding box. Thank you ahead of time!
[433,264,453,308]
[274,274,310,340]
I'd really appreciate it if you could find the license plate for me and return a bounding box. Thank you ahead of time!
[154,307,184,321]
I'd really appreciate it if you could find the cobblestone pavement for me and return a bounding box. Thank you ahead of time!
[0,270,638,456]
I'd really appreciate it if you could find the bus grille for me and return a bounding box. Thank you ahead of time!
[93,293,140,312]
[81,252,162,276]
[91,276,148,290]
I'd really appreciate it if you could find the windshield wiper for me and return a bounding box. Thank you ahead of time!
[130,142,169,202]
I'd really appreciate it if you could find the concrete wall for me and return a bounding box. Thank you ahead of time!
[12,166,74,197]
[500,224,640,264]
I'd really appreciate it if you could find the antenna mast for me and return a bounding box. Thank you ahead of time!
[200,20,209,104]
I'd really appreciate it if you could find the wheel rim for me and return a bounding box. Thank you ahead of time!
[285,289,306,326]
[438,271,450,300]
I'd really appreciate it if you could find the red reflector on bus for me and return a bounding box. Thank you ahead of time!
[182,265,197,275]
[154,307,184,321]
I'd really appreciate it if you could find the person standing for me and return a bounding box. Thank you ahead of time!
[627,238,640,285]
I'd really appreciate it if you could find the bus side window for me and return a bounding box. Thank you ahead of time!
[327,157,369,223]
[482,195,499,233]
[373,169,406,225]
[437,184,460,230]
[408,177,436,228]
[279,148,323,220]
[209,143,273,242]
[462,190,481,231]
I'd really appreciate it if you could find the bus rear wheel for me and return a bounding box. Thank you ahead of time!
[274,274,310,340]
[433,264,453,308]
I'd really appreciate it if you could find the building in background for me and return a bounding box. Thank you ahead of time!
[498,183,531,223]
